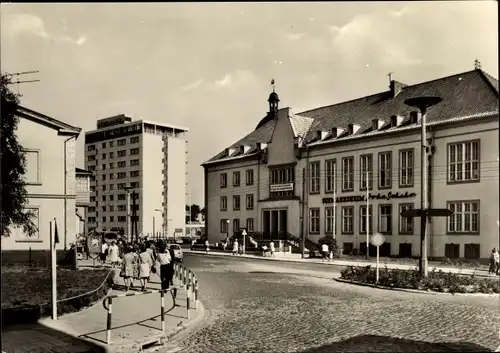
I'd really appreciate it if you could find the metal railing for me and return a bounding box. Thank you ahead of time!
[101,262,199,345]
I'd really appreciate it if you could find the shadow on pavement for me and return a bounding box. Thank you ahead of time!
[2,322,108,353]
[300,335,491,353]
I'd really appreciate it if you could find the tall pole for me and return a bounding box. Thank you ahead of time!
[50,221,57,320]
[126,189,132,243]
[153,216,155,240]
[366,170,369,260]
[300,168,306,259]
[420,107,429,277]
[188,192,192,237]
[333,167,336,240]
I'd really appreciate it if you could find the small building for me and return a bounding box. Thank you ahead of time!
[2,106,81,265]
[75,167,92,237]
[202,69,499,261]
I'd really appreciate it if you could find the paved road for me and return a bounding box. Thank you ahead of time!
[163,254,500,353]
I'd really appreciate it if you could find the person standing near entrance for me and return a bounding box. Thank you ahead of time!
[321,243,329,261]
[269,241,275,257]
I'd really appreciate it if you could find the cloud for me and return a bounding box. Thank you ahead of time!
[181,79,204,91]
[214,74,232,87]
[3,13,86,46]
[287,33,305,41]
[210,70,256,90]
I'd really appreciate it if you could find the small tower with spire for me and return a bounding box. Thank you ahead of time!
[268,78,279,116]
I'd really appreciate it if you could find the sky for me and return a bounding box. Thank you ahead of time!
[1,1,498,206]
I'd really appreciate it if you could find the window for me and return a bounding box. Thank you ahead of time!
[109,205,114,212]
[109,195,114,201]
[379,152,392,188]
[448,140,480,182]
[341,207,354,234]
[23,150,40,184]
[109,184,114,191]
[220,173,227,188]
[309,208,320,233]
[360,154,373,190]
[118,205,126,211]
[379,205,392,234]
[130,148,139,155]
[233,219,240,233]
[342,157,354,192]
[117,172,126,179]
[109,152,114,158]
[118,150,126,157]
[102,185,106,191]
[130,136,139,143]
[102,175,106,181]
[102,206,107,212]
[325,207,336,234]
[88,155,95,161]
[359,205,373,233]
[118,194,126,201]
[130,170,140,177]
[109,141,114,147]
[309,161,320,194]
[13,207,40,240]
[109,173,114,180]
[102,153,106,160]
[325,159,336,193]
[233,195,241,210]
[88,166,95,172]
[102,142,106,148]
[117,139,126,146]
[87,145,95,151]
[117,183,126,189]
[109,163,114,169]
[246,218,254,232]
[246,194,254,210]
[88,207,96,213]
[445,243,460,259]
[448,201,479,233]
[399,203,414,234]
[220,196,227,211]
[102,195,106,201]
[110,216,115,222]
[90,185,96,192]
[118,216,126,222]
[102,217,106,222]
[118,161,126,168]
[130,159,140,166]
[269,166,295,197]
[101,164,106,170]
[233,171,241,187]
[130,182,139,188]
[464,244,480,259]
[90,196,96,202]
[220,219,229,233]
[399,149,414,187]
[246,169,254,185]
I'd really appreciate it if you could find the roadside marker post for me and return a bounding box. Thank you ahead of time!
[370,233,385,284]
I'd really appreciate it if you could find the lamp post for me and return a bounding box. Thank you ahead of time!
[154,209,163,240]
[226,219,230,241]
[404,96,443,277]
[123,186,134,243]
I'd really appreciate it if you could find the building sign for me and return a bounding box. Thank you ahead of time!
[87,234,102,254]
[270,183,294,192]
[96,115,132,129]
[322,191,417,204]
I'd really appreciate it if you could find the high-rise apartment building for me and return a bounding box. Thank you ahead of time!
[84,114,188,238]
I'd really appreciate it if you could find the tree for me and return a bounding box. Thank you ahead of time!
[1,74,37,237]
[185,204,201,223]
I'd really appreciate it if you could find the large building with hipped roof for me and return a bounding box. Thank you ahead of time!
[201,69,499,261]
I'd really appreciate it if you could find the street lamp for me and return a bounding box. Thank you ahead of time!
[404,96,443,277]
[154,208,162,240]
[123,186,134,243]
[226,219,230,241]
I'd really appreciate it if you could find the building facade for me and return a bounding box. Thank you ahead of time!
[2,106,81,261]
[75,167,92,237]
[84,115,188,239]
[202,69,499,260]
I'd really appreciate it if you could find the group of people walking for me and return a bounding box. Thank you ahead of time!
[98,238,178,292]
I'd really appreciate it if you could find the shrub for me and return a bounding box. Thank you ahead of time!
[340,266,499,294]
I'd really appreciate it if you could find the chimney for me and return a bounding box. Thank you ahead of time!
[389,80,406,97]
[390,115,404,127]
[239,145,251,154]
[409,111,419,124]
[257,142,268,150]
[331,127,345,138]
[316,130,329,141]
[372,119,385,131]
[347,123,361,135]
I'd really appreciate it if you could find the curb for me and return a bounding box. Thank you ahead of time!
[334,278,499,297]
[186,251,494,278]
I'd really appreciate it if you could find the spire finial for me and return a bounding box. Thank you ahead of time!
[271,78,275,92]
[474,59,482,70]
[388,72,393,82]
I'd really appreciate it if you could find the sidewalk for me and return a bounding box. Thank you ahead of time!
[2,267,205,353]
[186,249,497,278]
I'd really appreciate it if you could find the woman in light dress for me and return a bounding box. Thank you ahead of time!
[121,245,138,291]
[108,241,120,268]
[138,243,154,291]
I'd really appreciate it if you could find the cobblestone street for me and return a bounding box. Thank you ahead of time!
[164,254,500,353]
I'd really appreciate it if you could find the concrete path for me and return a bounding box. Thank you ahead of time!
[186,249,497,278]
[2,266,205,353]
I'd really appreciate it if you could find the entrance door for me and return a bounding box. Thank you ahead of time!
[271,210,279,239]
[263,211,270,238]
[279,210,287,237]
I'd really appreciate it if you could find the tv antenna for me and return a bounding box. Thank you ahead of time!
[5,70,40,94]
